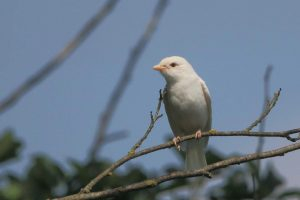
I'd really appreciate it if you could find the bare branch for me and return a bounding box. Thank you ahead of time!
[130,89,163,153]
[254,65,273,200]
[88,0,169,159]
[81,128,300,194]
[52,141,300,200]
[0,0,119,114]
[82,90,163,193]
[245,87,281,132]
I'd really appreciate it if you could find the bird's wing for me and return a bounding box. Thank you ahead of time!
[163,87,185,137]
[200,82,212,131]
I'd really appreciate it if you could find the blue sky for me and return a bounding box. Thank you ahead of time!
[1,0,300,189]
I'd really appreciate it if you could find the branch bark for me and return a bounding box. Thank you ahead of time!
[0,0,119,114]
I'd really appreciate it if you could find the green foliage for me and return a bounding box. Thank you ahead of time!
[207,162,300,200]
[0,132,299,200]
[0,130,22,164]
[24,155,66,199]
[0,132,189,200]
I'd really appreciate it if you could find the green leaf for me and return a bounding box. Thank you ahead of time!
[0,130,22,164]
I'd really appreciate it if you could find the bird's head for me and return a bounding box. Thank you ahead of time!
[153,56,196,84]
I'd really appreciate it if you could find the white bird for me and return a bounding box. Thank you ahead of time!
[153,56,212,170]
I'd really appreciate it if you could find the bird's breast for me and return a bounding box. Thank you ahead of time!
[165,80,208,134]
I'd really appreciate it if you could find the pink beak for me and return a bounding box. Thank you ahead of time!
[153,65,167,71]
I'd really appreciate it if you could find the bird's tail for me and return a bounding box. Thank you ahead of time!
[185,138,208,170]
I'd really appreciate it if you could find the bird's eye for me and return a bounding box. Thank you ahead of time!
[170,62,178,67]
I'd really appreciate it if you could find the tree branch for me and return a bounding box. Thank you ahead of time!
[82,90,164,193]
[0,0,119,114]
[254,65,273,200]
[245,87,281,132]
[78,85,299,195]
[130,89,163,153]
[52,141,300,200]
[88,0,169,159]
[245,88,281,131]
[59,128,300,199]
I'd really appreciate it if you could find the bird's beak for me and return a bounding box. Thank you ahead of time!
[153,65,167,72]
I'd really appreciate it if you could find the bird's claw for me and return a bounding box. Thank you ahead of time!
[172,136,181,151]
[195,130,202,139]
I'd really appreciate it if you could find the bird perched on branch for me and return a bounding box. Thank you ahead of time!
[153,56,212,170]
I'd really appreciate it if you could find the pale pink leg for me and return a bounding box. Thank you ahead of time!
[195,130,202,139]
[172,136,181,151]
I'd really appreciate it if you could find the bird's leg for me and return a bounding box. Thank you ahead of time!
[195,129,202,139]
[172,136,181,151]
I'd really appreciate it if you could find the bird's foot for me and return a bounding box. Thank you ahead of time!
[172,136,181,151]
[195,130,202,139]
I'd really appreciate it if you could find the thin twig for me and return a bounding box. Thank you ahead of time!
[245,88,281,132]
[88,0,169,159]
[254,65,273,200]
[81,91,164,193]
[52,141,300,200]
[130,90,163,153]
[0,0,119,114]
